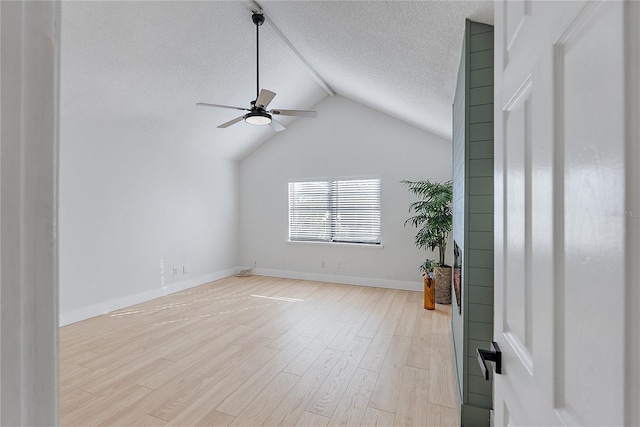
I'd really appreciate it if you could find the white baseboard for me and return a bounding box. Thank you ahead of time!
[251,268,422,292]
[59,267,238,326]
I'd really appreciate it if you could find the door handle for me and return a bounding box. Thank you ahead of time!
[476,341,502,380]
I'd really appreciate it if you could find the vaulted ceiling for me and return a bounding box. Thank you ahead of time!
[61,1,493,160]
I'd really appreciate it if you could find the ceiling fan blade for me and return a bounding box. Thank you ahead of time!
[197,102,250,112]
[217,115,245,128]
[269,118,286,132]
[255,89,276,109]
[270,109,318,118]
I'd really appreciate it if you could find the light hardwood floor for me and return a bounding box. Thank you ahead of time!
[60,276,460,426]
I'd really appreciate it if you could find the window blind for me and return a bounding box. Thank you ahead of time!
[288,178,381,245]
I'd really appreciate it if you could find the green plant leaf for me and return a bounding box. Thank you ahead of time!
[401,179,453,267]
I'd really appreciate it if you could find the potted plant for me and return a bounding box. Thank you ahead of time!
[402,179,453,304]
[419,259,439,277]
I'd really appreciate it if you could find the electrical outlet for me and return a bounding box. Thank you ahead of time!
[172,268,178,276]
[183,265,188,274]
[321,260,325,268]
[336,262,341,270]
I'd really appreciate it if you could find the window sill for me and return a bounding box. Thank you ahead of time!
[286,240,384,248]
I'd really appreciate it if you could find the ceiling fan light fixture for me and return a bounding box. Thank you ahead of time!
[244,111,272,125]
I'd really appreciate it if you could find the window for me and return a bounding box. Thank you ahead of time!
[288,178,381,245]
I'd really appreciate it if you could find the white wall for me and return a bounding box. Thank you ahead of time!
[59,119,239,324]
[239,95,451,290]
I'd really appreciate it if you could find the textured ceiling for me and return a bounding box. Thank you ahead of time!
[61,1,493,160]
[261,0,494,138]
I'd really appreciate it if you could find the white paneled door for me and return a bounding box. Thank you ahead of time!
[494,1,639,425]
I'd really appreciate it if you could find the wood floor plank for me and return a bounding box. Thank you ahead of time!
[145,347,276,425]
[61,350,100,367]
[326,368,378,427]
[283,319,346,377]
[78,320,189,366]
[317,284,352,310]
[96,386,182,427]
[425,403,460,426]
[360,407,396,427]
[148,323,243,362]
[228,372,300,426]
[110,290,243,321]
[405,307,434,370]
[60,328,138,362]
[431,304,453,335]
[131,414,167,426]
[60,388,93,416]
[61,313,135,338]
[356,289,397,339]
[236,304,302,338]
[393,366,430,427]
[150,346,279,422]
[298,309,337,338]
[331,286,378,323]
[103,343,272,426]
[428,333,458,409]
[327,311,371,352]
[266,308,325,350]
[59,364,91,388]
[80,357,173,395]
[250,303,312,340]
[306,336,372,417]
[138,343,242,390]
[368,335,411,413]
[216,335,312,416]
[150,283,271,331]
[192,410,235,427]
[394,292,420,337]
[263,348,343,426]
[62,385,152,426]
[161,324,252,363]
[59,276,459,426]
[296,411,331,427]
[359,291,408,372]
[165,406,236,427]
[352,286,387,313]
[67,325,180,375]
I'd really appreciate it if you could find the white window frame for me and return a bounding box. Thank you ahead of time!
[288,177,382,245]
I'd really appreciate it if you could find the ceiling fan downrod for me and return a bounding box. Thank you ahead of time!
[252,12,265,101]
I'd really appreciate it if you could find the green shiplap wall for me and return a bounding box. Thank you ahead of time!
[451,20,494,427]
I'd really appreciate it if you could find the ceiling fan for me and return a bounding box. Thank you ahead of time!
[196,12,317,132]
